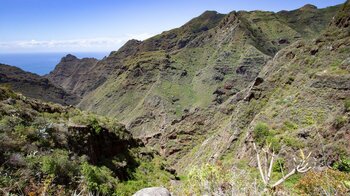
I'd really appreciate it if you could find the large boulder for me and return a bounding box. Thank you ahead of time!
[133,187,171,196]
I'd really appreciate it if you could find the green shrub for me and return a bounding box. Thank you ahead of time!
[90,118,102,134]
[333,158,350,173]
[176,163,261,195]
[252,123,282,150]
[296,169,350,195]
[283,136,305,149]
[0,116,22,131]
[330,60,341,68]
[115,156,172,196]
[273,158,285,173]
[0,86,17,100]
[253,122,270,145]
[14,124,26,134]
[182,164,232,195]
[81,162,118,195]
[283,173,302,189]
[41,150,79,183]
[283,120,298,131]
[266,135,282,152]
[70,114,105,134]
[334,115,348,129]
[302,115,315,126]
[344,99,350,112]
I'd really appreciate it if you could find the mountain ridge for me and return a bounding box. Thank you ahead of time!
[43,3,350,175]
[0,63,78,105]
[1,2,350,194]
[46,54,99,97]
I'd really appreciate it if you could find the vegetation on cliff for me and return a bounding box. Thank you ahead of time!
[0,87,174,195]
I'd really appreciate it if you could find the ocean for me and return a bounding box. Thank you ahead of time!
[0,52,109,75]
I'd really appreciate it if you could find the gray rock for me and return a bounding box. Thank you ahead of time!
[145,95,162,108]
[133,187,171,196]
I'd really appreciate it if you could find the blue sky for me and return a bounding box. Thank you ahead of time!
[0,0,345,53]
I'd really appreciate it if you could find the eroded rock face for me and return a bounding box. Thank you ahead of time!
[67,123,142,180]
[331,0,350,28]
[133,187,171,196]
[311,75,350,90]
[68,124,140,164]
[46,54,99,97]
[220,3,350,166]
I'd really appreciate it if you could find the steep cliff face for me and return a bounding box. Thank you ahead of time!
[46,54,99,97]
[331,0,350,28]
[181,0,350,171]
[47,5,340,108]
[73,5,338,126]
[0,63,78,105]
[45,3,349,173]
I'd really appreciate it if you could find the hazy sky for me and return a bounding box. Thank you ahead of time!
[0,0,345,53]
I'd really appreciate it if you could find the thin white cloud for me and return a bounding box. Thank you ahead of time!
[0,33,156,53]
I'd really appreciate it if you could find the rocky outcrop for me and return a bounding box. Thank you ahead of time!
[133,187,171,196]
[331,0,350,28]
[311,75,350,90]
[46,54,99,96]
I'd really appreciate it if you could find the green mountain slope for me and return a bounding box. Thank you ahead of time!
[44,2,350,194]
[2,1,350,194]
[187,2,350,169]
[64,4,343,164]
[72,5,339,137]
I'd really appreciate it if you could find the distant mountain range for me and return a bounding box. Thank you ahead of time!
[1,1,349,195]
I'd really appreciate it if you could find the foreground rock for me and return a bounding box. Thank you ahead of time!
[133,187,171,196]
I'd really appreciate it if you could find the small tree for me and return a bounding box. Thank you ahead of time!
[253,142,313,190]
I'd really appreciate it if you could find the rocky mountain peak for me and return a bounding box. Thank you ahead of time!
[110,39,142,57]
[61,54,78,62]
[199,10,220,18]
[182,9,225,33]
[46,54,99,96]
[123,39,142,47]
[299,4,318,11]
